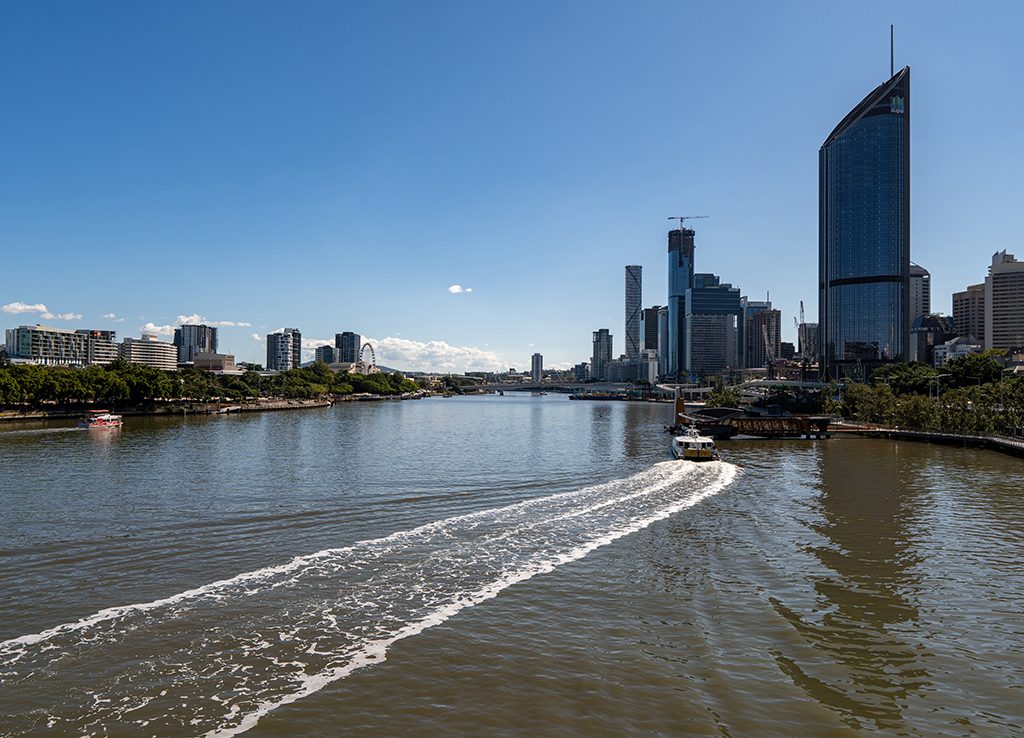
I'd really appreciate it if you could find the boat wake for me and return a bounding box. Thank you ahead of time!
[0,460,737,736]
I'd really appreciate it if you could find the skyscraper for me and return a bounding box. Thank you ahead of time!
[531,353,543,383]
[640,306,660,354]
[591,329,612,382]
[740,298,772,369]
[175,324,218,364]
[667,227,696,378]
[624,265,642,361]
[656,306,669,378]
[684,273,741,377]
[819,66,910,378]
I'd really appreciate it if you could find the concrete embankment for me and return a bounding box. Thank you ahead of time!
[833,423,1024,459]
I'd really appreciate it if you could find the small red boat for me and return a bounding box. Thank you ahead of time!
[79,410,123,429]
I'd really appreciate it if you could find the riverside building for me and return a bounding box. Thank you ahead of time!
[985,250,1024,351]
[267,328,302,371]
[531,353,543,383]
[336,332,362,363]
[819,66,911,378]
[4,325,117,367]
[121,335,178,371]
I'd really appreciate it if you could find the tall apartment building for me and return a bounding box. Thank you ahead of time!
[910,263,931,322]
[121,335,178,371]
[953,283,985,344]
[531,353,543,383]
[335,332,362,363]
[4,325,117,366]
[985,250,1024,351]
[267,328,302,371]
[175,324,218,364]
[624,265,642,360]
[820,66,910,378]
[591,329,613,382]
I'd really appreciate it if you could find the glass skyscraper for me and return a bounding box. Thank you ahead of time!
[819,66,910,379]
[667,227,695,378]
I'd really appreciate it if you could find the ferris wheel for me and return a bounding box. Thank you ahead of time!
[357,343,376,373]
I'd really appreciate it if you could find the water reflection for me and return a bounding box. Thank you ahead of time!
[772,439,927,731]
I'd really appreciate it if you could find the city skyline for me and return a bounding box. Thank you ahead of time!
[3,3,1024,371]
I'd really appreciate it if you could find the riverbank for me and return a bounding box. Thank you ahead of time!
[833,421,1024,459]
[0,391,430,423]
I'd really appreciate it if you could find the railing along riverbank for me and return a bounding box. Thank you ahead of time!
[832,422,1024,459]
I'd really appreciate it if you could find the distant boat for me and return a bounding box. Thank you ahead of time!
[79,410,122,429]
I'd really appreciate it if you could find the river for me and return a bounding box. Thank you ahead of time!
[1,394,1022,736]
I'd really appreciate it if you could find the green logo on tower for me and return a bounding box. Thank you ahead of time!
[890,95,905,114]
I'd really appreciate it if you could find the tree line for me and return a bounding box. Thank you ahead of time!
[704,351,1024,436]
[0,360,421,408]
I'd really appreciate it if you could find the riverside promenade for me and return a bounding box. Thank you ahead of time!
[833,422,1024,460]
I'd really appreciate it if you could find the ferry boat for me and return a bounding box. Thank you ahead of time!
[79,410,123,429]
[672,427,719,461]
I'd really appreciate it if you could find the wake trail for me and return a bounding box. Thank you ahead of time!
[0,461,738,737]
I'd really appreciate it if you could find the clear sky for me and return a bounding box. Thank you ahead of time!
[2,1,1022,372]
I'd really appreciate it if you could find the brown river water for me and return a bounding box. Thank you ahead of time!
[1,394,1022,736]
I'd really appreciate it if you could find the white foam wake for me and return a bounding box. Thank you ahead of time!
[0,461,737,736]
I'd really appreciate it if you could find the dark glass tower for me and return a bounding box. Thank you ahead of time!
[667,227,695,378]
[819,66,910,379]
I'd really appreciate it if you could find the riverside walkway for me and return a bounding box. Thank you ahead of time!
[833,422,1024,459]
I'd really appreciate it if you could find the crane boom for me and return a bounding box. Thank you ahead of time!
[667,215,709,230]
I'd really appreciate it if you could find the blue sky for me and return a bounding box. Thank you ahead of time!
[2,1,1023,371]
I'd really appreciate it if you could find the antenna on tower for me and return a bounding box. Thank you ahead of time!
[890,24,894,77]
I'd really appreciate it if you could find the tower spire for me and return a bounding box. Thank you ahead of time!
[890,24,894,77]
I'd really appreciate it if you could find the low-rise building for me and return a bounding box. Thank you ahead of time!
[193,352,237,372]
[121,334,178,371]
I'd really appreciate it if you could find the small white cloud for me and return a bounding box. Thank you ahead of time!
[2,301,48,314]
[103,313,126,322]
[448,284,473,294]
[40,311,82,321]
[141,322,176,336]
[250,333,261,342]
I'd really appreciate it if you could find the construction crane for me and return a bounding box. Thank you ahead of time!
[667,215,709,230]
[799,300,806,326]
[762,322,776,379]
